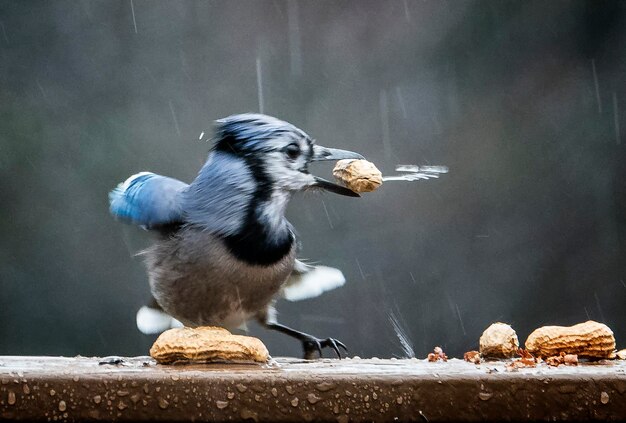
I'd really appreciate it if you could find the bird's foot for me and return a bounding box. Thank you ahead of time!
[262,321,348,360]
[302,335,347,360]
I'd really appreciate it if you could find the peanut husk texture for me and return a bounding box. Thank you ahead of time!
[150,326,269,364]
[525,320,615,359]
[479,322,519,359]
[333,159,383,193]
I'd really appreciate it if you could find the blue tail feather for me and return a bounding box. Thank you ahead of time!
[109,172,188,229]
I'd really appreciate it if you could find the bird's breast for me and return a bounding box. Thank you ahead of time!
[143,226,296,328]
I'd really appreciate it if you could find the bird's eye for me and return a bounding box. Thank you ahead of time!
[284,143,300,160]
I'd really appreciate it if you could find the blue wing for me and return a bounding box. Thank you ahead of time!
[109,172,188,229]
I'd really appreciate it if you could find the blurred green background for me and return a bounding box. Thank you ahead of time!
[1,0,625,359]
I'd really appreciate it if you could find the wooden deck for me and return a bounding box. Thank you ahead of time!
[1,356,625,421]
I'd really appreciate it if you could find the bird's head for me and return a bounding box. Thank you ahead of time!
[213,114,364,197]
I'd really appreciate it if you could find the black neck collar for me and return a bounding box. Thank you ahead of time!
[221,151,294,266]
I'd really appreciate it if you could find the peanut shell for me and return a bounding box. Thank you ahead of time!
[332,159,383,193]
[150,326,269,364]
[479,322,519,359]
[524,320,615,359]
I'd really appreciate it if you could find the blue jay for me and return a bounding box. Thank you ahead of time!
[109,114,364,358]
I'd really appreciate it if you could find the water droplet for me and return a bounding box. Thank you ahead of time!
[286,385,295,394]
[50,389,56,396]
[333,404,340,414]
[130,394,140,404]
[240,408,259,422]
[22,384,30,395]
[254,394,261,402]
[7,390,16,405]
[227,391,235,400]
[171,374,179,381]
[236,384,247,393]
[372,392,378,400]
[315,382,335,392]
[216,400,229,409]
[73,376,79,382]
[396,396,403,405]
[93,395,102,404]
[117,390,129,397]
[271,387,278,397]
[158,398,169,409]
[290,397,299,407]
[478,392,492,401]
[337,415,349,423]
[58,400,67,411]
[601,392,609,404]
[118,401,127,410]
[307,393,321,404]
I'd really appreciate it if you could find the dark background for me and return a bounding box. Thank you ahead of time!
[1,0,625,359]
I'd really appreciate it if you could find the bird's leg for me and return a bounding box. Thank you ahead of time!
[263,321,347,359]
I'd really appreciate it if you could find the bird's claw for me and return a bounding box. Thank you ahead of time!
[302,336,348,359]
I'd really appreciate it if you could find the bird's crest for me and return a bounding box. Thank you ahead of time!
[213,113,310,155]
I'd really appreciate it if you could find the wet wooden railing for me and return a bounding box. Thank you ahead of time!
[1,356,625,421]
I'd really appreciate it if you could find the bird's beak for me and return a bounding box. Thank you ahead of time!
[311,145,365,162]
[309,145,364,197]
